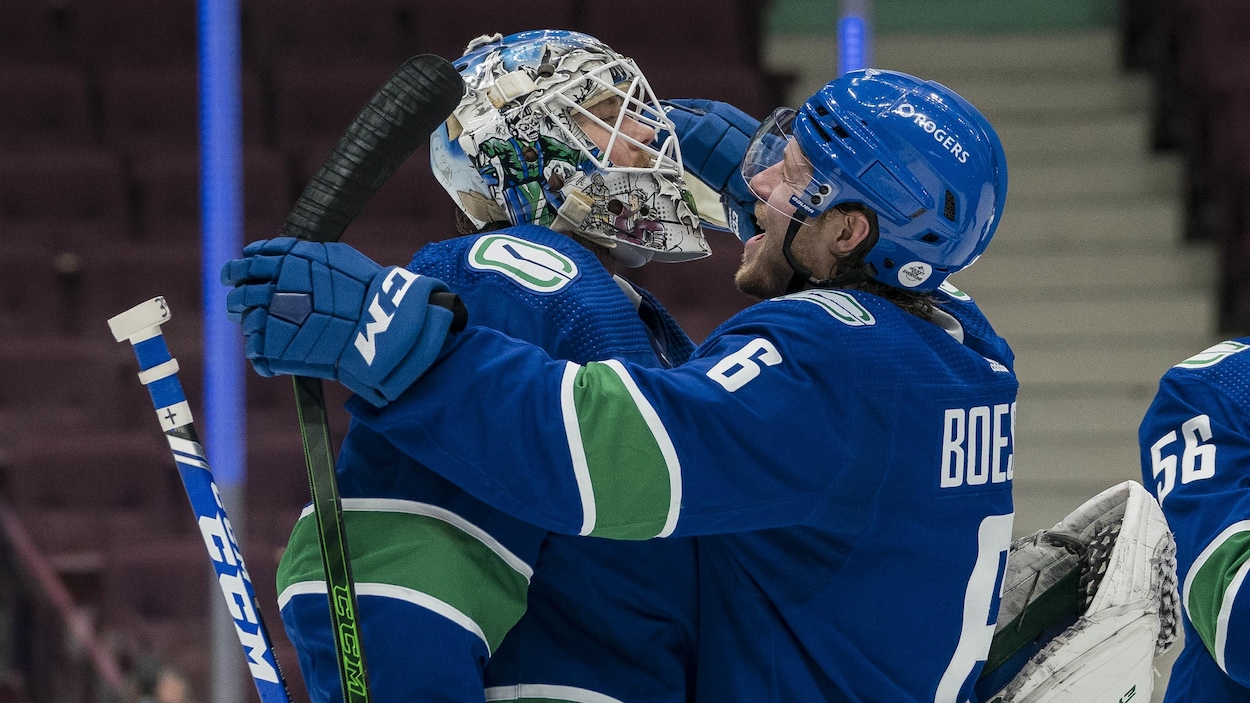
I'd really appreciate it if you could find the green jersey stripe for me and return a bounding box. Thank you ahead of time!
[277,503,531,651]
[560,361,598,535]
[277,580,488,647]
[485,683,626,703]
[1183,519,1250,671]
[601,360,682,537]
[564,361,678,540]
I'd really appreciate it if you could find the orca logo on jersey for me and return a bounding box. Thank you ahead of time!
[940,402,1015,489]
[354,267,419,365]
[1174,339,1249,369]
[469,234,580,293]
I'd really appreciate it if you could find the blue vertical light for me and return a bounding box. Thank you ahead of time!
[200,2,248,701]
[198,0,245,490]
[838,0,872,75]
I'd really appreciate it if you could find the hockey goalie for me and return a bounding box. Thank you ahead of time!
[977,480,1181,702]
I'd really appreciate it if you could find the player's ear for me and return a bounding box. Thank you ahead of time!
[828,209,872,258]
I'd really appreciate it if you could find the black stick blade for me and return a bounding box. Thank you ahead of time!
[282,54,466,243]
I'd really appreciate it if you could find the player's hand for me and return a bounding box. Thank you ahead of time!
[662,98,760,242]
[221,237,458,406]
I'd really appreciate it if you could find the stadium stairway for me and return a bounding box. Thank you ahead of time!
[765,28,1207,698]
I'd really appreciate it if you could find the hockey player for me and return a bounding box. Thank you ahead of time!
[1139,338,1250,701]
[225,69,1017,701]
[224,31,708,702]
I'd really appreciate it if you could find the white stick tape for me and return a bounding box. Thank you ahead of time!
[107,297,171,343]
[137,358,180,385]
[155,401,193,431]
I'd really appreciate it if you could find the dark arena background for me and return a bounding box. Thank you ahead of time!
[0,0,1243,701]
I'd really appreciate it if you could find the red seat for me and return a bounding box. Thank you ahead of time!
[130,148,292,236]
[99,68,266,154]
[6,433,179,512]
[269,65,402,151]
[580,0,761,69]
[412,0,576,60]
[100,536,212,622]
[247,0,422,69]
[0,1,72,64]
[0,66,95,150]
[0,150,128,225]
[64,0,198,68]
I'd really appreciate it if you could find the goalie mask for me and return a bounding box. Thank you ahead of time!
[429,30,709,266]
[976,480,1180,703]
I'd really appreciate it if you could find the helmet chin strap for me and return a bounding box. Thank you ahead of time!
[780,212,873,294]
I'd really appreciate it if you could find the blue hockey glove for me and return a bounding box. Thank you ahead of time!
[221,237,458,407]
[662,98,761,242]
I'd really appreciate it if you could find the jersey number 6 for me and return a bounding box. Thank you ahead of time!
[706,338,782,392]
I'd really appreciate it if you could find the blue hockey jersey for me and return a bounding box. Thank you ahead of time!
[278,225,699,703]
[349,282,1019,702]
[1139,338,1250,702]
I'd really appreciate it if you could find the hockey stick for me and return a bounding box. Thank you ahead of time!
[108,297,293,703]
[277,54,465,703]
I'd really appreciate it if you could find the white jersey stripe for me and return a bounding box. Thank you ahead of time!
[277,580,489,649]
[485,683,626,703]
[297,498,533,581]
[1216,557,1250,672]
[560,361,597,535]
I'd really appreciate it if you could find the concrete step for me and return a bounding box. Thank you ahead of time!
[951,247,1216,297]
[1007,158,1180,202]
[991,201,1181,252]
[996,114,1152,161]
[1017,391,1154,440]
[1012,343,1212,389]
[923,75,1151,121]
[1011,468,1144,536]
[977,295,1214,344]
[872,30,1121,79]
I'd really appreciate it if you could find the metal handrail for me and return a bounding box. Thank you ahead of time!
[0,500,128,700]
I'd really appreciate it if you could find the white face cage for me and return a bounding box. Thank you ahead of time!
[538,57,684,177]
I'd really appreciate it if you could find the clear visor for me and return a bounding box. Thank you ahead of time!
[540,58,683,176]
[742,107,841,227]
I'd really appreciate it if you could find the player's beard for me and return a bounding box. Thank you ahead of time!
[734,232,792,299]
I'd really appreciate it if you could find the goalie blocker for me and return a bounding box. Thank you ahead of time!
[976,480,1180,703]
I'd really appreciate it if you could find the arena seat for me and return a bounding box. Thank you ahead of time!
[269,65,401,151]
[99,68,267,154]
[0,1,71,65]
[0,150,128,225]
[580,0,761,69]
[412,0,576,60]
[6,433,179,513]
[0,66,95,151]
[246,0,422,69]
[129,148,292,236]
[64,0,198,68]
[100,537,212,622]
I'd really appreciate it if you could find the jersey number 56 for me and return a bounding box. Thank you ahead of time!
[1149,413,1217,504]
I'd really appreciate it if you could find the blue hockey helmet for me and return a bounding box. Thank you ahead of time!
[742,69,1008,291]
[429,30,708,265]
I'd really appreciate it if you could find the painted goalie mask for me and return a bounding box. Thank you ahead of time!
[430,30,709,266]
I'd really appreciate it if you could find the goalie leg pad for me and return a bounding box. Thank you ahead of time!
[979,481,1181,703]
